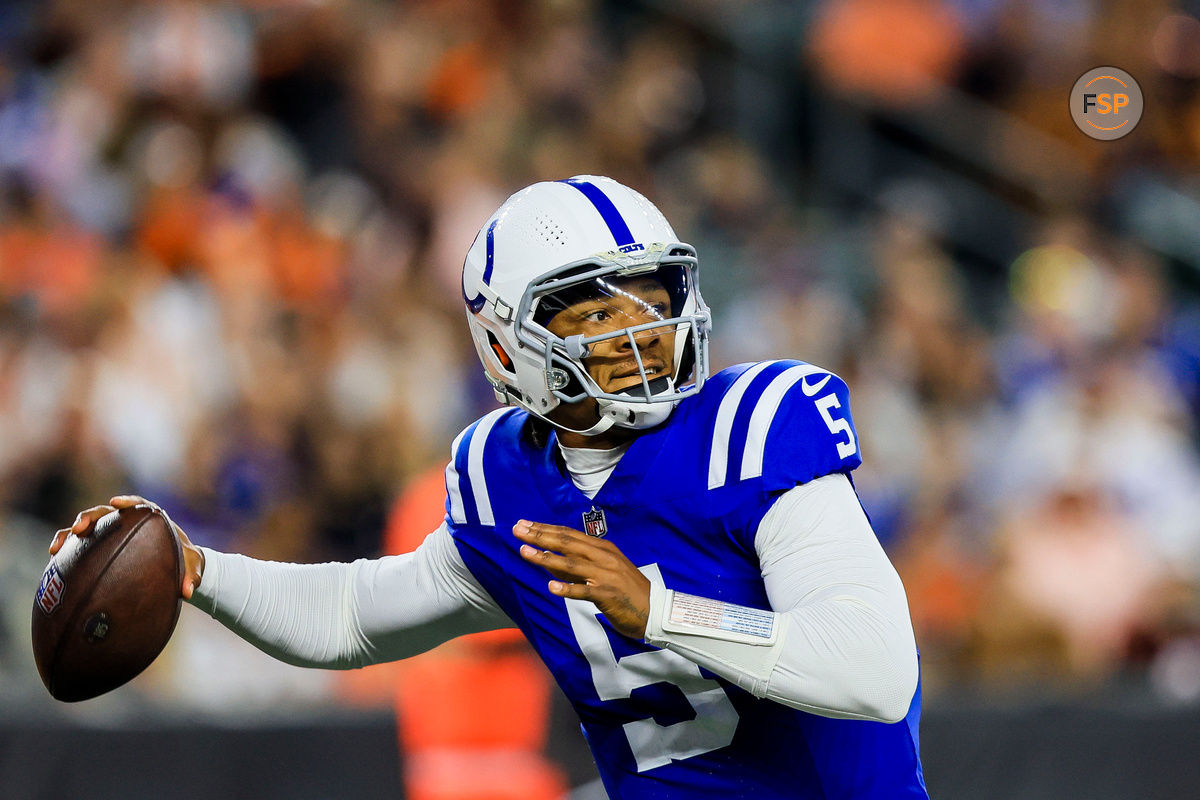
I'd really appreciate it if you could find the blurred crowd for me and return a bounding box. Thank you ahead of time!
[3,0,1200,721]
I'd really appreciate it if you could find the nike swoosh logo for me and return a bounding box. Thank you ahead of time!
[799,373,831,397]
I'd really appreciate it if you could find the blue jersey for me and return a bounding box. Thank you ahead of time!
[444,360,927,799]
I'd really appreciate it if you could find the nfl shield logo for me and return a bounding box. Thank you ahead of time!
[582,508,608,538]
[36,562,65,616]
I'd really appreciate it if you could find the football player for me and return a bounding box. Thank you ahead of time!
[57,176,927,798]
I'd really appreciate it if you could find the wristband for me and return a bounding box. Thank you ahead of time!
[659,590,779,646]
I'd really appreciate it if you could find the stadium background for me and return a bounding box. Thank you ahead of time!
[3,0,1200,797]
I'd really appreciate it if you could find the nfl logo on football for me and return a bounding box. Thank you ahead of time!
[582,508,608,538]
[37,563,65,615]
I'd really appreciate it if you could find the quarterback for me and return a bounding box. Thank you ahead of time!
[57,176,928,798]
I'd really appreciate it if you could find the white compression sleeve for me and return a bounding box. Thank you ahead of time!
[187,522,511,670]
[643,473,919,723]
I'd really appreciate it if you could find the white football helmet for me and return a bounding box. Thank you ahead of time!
[462,175,712,435]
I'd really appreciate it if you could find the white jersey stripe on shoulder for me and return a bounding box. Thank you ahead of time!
[444,427,469,524]
[467,408,509,527]
[708,361,778,490]
[739,364,826,482]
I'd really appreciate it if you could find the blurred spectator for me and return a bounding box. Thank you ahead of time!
[977,484,1165,683]
[808,0,966,105]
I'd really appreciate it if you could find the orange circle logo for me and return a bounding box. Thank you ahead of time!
[1070,67,1143,140]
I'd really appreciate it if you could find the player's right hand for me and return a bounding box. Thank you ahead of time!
[50,496,206,600]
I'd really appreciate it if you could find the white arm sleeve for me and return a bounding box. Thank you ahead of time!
[186,522,512,670]
[643,473,919,723]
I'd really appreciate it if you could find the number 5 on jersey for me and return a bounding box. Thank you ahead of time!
[565,565,739,772]
[799,371,857,460]
[815,393,857,459]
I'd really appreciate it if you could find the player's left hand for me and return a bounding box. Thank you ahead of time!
[514,520,650,640]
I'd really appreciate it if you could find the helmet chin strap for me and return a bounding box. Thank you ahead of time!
[597,374,680,431]
[601,397,678,430]
[554,411,618,437]
[526,398,618,437]
[534,393,678,439]
[539,376,681,437]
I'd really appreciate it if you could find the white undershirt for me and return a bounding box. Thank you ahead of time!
[189,473,918,724]
[557,442,629,498]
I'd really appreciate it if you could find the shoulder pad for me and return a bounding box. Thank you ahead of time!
[704,360,861,491]
[444,407,519,527]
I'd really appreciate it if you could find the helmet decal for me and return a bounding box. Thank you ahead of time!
[559,178,636,248]
[464,217,499,314]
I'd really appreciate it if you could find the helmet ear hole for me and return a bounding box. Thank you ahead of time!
[487,332,515,374]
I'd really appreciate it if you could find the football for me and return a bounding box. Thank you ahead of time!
[31,505,184,702]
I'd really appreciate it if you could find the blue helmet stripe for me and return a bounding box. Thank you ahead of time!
[560,178,636,247]
[464,217,499,314]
